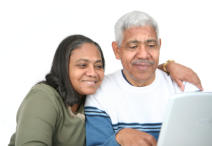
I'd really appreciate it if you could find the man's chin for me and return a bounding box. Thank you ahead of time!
[133,74,155,85]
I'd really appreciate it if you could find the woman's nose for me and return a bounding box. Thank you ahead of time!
[86,66,97,77]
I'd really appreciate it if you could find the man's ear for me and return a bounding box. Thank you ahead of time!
[112,41,121,60]
[158,38,162,50]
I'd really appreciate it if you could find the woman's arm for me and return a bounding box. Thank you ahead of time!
[158,60,203,91]
[13,86,58,146]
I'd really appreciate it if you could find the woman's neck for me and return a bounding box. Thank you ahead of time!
[69,104,80,113]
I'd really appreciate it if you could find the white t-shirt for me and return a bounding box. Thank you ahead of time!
[85,69,198,144]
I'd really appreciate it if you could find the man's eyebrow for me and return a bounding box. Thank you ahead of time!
[127,39,157,44]
[127,40,139,44]
[145,39,158,43]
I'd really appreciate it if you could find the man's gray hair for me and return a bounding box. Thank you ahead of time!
[114,11,159,46]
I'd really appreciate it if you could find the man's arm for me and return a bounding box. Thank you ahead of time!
[116,128,157,146]
[158,60,203,91]
[85,106,120,146]
[85,107,157,146]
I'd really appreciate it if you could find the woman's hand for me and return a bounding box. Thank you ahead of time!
[166,61,203,91]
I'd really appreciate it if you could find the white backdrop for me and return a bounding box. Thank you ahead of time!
[1,0,212,145]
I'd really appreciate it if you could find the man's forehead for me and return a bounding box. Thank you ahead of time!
[123,27,157,38]
[126,38,158,44]
[124,26,156,34]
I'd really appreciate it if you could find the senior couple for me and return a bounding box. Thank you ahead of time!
[9,11,202,146]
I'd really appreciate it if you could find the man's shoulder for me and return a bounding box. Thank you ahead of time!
[156,69,199,93]
[104,70,122,81]
[156,69,170,78]
[155,69,181,92]
[97,70,122,89]
[155,69,173,84]
[85,70,122,107]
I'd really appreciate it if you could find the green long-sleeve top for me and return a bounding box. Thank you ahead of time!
[8,83,85,146]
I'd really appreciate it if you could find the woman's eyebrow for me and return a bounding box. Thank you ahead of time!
[76,59,102,63]
[95,60,103,63]
[75,59,89,63]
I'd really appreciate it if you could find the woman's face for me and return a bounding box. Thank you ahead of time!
[69,43,104,95]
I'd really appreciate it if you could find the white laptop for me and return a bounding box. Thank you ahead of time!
[157,92,212,146]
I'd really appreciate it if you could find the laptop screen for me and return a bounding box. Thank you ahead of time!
[157,92,212,146]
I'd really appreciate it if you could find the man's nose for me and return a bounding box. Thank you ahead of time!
[136,45,149,59]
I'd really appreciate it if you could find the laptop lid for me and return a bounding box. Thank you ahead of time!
[157,92,212,146]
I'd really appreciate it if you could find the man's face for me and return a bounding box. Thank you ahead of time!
[113,26,161,86]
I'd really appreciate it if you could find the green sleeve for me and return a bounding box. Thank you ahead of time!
[15,86,59,146]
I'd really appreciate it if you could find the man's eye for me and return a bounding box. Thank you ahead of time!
[128,45,137,49]
[147,44,157,48]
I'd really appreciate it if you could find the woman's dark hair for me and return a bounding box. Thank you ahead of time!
[44,34,105,106]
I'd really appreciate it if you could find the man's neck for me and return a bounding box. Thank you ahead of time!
[122,70,155,87]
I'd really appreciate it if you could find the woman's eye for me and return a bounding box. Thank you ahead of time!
[77,64,87,68]
[95,64,103,69]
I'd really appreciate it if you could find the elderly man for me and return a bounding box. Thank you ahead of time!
[85,11,200,146]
